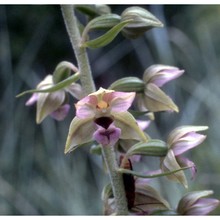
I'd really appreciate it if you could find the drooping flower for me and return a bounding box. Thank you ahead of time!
[177,190,220,215]
[26,75,82,123]
[64,87,147,153]
[137,64,184,113]
[161,126,208,187]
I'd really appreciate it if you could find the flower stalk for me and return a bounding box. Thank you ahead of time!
[101,144,128,215]
[61,5,96,95]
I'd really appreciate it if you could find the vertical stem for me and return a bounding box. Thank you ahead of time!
[61,5,96,95]
[102,145,128,215]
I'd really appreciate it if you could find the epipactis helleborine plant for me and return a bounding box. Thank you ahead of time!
[64,87,148,153]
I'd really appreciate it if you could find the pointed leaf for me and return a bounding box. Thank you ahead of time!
[75,5,111,17]
[82,14,121,41]
[81,19,133,49]
[126,139,168,157]
[16,72,80,98]
[118,166,191,179]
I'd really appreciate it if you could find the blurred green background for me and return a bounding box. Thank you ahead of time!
[0,5,220,215]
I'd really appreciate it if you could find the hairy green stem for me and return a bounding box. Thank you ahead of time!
[102,145,128,215]
[61,5,96,95]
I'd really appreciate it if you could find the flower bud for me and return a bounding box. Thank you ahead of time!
[109,77,145,92]
[177,190,220,215]
[121,6,163,39]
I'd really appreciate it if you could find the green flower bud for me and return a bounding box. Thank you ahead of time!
[121,6,163,39]
[109,77,145,92]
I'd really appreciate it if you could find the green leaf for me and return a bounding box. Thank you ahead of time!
[81,14,121,42]
[52,61,78,84]
[118,166,191,179]
[75,5,111,18]
[108,76,145,92]
[16,72,80,98]
[126,139,168,157]
[81,19,133,49]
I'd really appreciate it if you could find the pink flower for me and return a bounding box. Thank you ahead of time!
[177,190,220,215]
[25,75,82,123]
[65,88,147,153]
[161,126,208,186]
[138,64,184,113]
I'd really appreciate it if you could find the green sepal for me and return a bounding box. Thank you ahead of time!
[126,139,168,157]
[16,72,80,98]
[82,14,121,40]
[161,150,188,188]
[144,83,179,112]
[113,111,148,142]
[81,19,133,49]
[109,77,145,92]
[52,61,78,84]
[118,166,191,179]
[64,117,94,154]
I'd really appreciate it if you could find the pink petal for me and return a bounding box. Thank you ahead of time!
[177,156,197,180]
[75,95,97,119]
[172,132,207,156]
[25,93,39,106]
[187,198,220,215]
[109,92,135,112]
[50,104,70,121]
[151,68,184,87]
[93,123,121,146]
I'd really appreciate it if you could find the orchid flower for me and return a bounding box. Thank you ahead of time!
[177,190,220,215]
[26,75,82,123]
[64,87,147,153]
[161,126,208,187]
[138,64,184,113]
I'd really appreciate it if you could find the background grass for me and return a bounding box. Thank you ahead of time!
[0,5,220,215]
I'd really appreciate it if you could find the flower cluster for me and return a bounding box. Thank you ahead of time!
[19,5,219,215]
